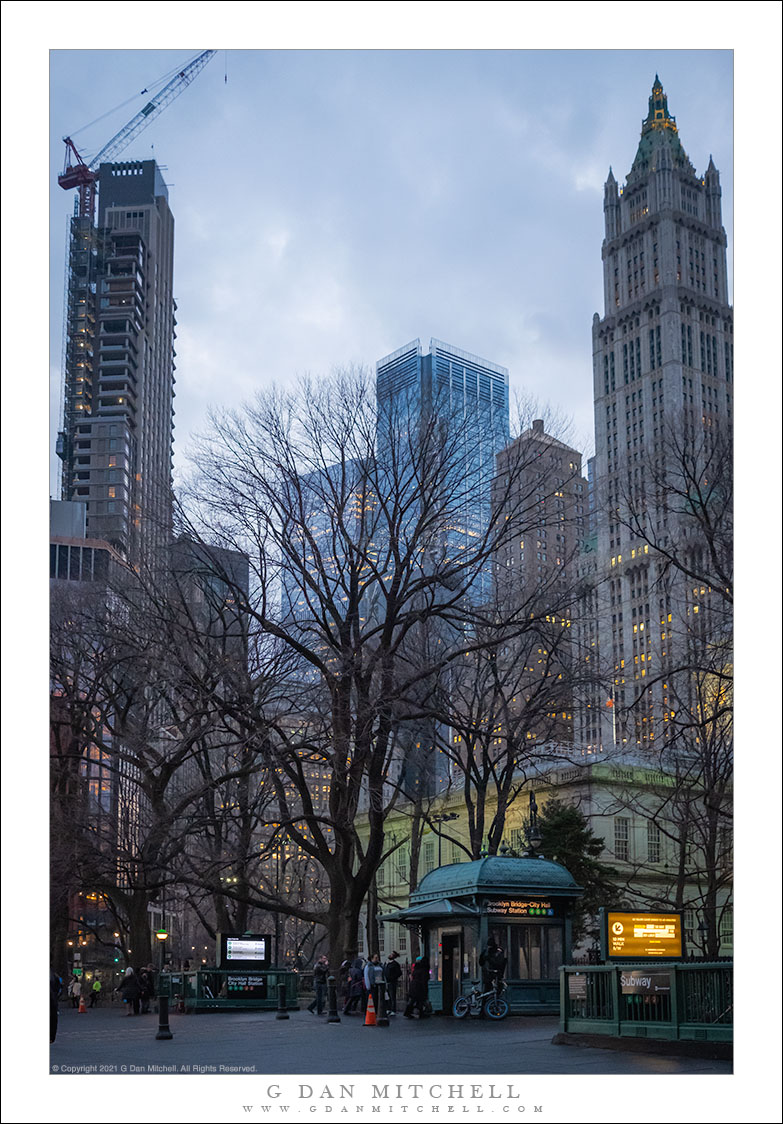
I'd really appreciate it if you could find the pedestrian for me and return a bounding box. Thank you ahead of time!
[50,969,62,1043]
[479,933,507,991]
[307,955,329,1015]
[338,956,352,1008]
[403,955,431,1019]
[342,957,365,1016]
[138,965,155,1013]
[68,975,82,1009]
[115,966,142,1016]
[383,951,402,1016]
[364,953,384,1013]
[89,978,102,1007]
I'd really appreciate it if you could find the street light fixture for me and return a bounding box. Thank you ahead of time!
[431,812,460,867]
[524,791,543,856]
[155,929,169,972]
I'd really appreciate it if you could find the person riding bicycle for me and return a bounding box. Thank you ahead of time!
[479,935,507,993]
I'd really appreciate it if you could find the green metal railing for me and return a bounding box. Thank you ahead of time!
[560,962,732,1043]
[157,969,300,1012]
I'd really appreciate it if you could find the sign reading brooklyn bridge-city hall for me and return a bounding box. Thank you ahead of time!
[484,899,556,917]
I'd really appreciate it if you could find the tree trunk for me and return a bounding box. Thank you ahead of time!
[365,878,379,956]
[126,893,153,966]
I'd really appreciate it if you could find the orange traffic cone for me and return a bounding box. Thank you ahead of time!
[363,991,377,1027]
[78,994,87,1014]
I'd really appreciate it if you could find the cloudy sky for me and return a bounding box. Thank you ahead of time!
[48,47,733,489]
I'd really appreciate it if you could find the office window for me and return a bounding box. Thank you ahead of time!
[614,817,630,861]
[647,821,661,863]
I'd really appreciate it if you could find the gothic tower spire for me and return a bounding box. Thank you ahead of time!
[629,76,693,181]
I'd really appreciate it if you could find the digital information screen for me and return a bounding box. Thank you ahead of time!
[217,933,273,969]
[605,911,683,959]
[226,938,267,962]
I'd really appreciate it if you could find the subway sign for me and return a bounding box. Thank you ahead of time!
[485,899,556,917]
[604,910,683,959]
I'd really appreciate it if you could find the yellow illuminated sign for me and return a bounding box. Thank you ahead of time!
[606,911,683,958]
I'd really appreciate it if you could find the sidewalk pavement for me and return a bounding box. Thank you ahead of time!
[50,1005,731,1076]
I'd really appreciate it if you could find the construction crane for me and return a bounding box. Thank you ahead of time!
[59,49,216,220]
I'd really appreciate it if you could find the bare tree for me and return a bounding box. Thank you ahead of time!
[175,369,583,965]
[50,544,261,968]
[608,415,733,955]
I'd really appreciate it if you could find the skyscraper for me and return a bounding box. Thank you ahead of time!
[52,159,178,973]
[376,337,510,600]
[587,77,733,753]
[57,159,176,562]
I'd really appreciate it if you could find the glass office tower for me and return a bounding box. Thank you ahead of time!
[376,337,510,602]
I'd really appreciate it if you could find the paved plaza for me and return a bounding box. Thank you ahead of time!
[49,1004,731,1077]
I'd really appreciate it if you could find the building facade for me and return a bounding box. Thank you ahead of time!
[52,159,178,976]
[57,160,176,563]
[492,420,590,748]
[376,337,510,601]
[586,77,733,753]
[365,759,733,963]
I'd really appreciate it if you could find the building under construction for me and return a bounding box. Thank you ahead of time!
[57,159,176,562]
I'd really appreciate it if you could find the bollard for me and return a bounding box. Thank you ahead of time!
[156,995,173,1040]
[275,981,289,1020]
[375,984,389,1028]
[326,975,341,1023]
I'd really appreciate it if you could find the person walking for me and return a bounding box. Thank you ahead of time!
[89,978,102,1008]
[342,958,365,1016]
[68,975,81,1009]
[115,966,142,1016]
[403,955,431,1019]
[307,955,329,1015]
[383,951,402,1016]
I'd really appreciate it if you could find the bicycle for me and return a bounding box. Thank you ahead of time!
[452,976,509,1020]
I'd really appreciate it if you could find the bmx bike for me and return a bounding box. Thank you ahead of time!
[452,977,509,1020]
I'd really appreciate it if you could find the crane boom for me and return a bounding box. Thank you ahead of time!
[91,50,215,168]
[59,50,216,219]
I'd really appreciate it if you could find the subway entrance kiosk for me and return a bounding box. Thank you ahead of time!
[384,856,583,1014]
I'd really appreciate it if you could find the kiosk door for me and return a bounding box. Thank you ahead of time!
[441,933,461,1013]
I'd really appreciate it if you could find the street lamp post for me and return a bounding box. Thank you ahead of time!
[154,929,172,1040]
[524,792,543,857]
[431,812,460,867]
[274,849,281,967]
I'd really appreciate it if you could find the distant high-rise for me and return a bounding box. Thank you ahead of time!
[586,77,733,752]
[57,159,176,562]
[376,337,510,599]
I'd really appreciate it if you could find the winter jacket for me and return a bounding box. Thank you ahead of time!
[117,973,142,1000]
[408,959,429,1003]
[384,959,402,984]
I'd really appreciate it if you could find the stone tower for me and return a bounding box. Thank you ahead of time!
[587,77,733,753]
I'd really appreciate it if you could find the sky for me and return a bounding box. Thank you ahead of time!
[2,4,782,1123]
[48,48,734,490]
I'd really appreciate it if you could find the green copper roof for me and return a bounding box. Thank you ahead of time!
[410,856,582,904]
[629,77,694,181]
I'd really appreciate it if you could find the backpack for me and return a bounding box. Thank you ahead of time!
[488,946,506,970]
